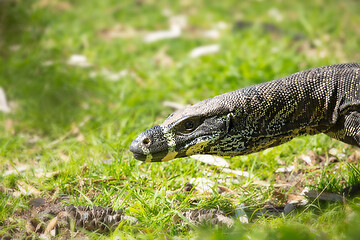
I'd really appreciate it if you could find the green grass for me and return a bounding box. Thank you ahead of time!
[1,0,360,239]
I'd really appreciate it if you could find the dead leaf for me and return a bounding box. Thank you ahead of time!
[268,8,283,22]
[323,156,339,166]
[25,219,37,233]
[28,135,40,144]
[287,193,306,203]
[222,168,257,179]
[44,216,57,236]
[58,152,69,161]
[189,44,220,58]
[129,70,145,87]
[70,123,80,135]
[78,179,86,188]
[89,68,129,81]
[275,165,295,173]
[211,175,240,186]
[33,0,71,11]
[328,148,339,156]
[328,148,346,160]
[3,164,29,176]
[143,15,187,43]
[17,181,41,196]
[9,45,21,52]
[98,25,139,40]
[201,29,220,39]
[217,185,234,194]
[169,15,187,30]
[298,154,313,166]
[42,60,54,66]
[35,170,60,178]
[0,87,11,113]
[143,26,181,43]
[4,118,15,135]
[216,21,228,30]
[75,132,85,142]
[348,151,360,163]
[67,54,91,67]
[153,47,174,67]
[191,155,229,168]
[234,205,249,223]
[273,191,286,201]
[189,177,215,193]
[79,164,89,177]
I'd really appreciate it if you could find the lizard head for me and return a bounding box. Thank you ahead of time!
[129,95,235,162]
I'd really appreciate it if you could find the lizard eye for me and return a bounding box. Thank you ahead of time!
[178,119,198,133]
[176,117,202,134]
[184,121,195,131]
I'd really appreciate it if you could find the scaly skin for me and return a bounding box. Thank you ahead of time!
[130,63,360,162]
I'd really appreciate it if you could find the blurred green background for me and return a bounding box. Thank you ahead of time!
[0,0,359,239]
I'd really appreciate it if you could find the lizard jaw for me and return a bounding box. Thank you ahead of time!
[129,125,180,162]
[130,148,179,162]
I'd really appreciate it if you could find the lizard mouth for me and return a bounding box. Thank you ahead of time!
[130,125,174,162]
[131,152,147,161]
[130,143,175,162]
[131,151,176,162]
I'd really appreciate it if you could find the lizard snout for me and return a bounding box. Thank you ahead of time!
[129,133,150,161]
[130,125,170,162]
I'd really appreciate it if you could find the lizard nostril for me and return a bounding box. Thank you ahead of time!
[142,138,151,145]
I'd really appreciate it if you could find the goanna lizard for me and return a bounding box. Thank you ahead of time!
[130,63,360,162]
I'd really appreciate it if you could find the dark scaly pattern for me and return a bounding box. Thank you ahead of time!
[65,205,138,232]
[174,209,234,228]
[130,63,360,162]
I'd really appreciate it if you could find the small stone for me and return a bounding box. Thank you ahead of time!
[29,198,46,207]
[183,183,194,192]
[284,203,296,215]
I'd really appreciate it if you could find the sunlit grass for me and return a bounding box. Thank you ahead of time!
[0,0,360,239]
